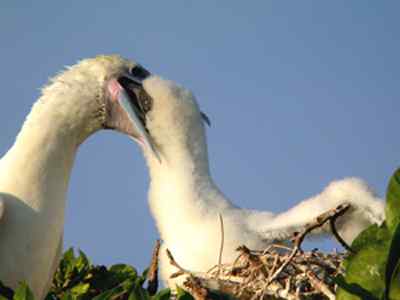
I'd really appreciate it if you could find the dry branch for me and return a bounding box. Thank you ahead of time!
[165,204,351,299]
[147,239,161,295]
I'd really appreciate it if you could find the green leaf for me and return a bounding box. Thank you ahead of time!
[334,275,379,300]
[55,248,78,288]
[175,287,194,300]
[61,248,76,272]
[107,264,137,286]
[60,292,76,300]
[384,223,400,300]
[92,285,127,300]
[109,264,137,281]
[337,225,391,300]
[0,296,9,300]
[388,264,400,300]
[44,292,57,300]
[69,283,89,296]
[351,223,391,254]
[13,283,35,300]
[91,278,135,300]
[128,282,150,300]
[141,269,149,280]
[63,248,75,263]
[151,289,171,300]
[75,250,90,273]
[386,168,400,234]
[91,290,114,300]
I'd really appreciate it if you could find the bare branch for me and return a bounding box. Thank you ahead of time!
[266,203,351,285]
[217,213,224,276]
[146,239,161,295]
[329,206,354,253]
[306,270,336,300]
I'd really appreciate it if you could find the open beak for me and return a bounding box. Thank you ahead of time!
[107,74,161,163]
[118,84,161,162]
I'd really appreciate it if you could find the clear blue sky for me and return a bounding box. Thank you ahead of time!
[1,2,399,272]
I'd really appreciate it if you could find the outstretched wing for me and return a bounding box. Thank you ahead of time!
[248,197,336,242]
[246,178,385,244]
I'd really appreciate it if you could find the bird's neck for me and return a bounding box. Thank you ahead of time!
[147,135,211,182]
[0,95,84,214]
[144,131,231,240]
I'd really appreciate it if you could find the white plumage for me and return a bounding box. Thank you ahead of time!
[0,54,385,296]
[0,55,151,298]
[134,76,385,288]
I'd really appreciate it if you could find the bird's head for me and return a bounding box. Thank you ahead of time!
[135,76,210,165]
[34,55,150,149]
[37,55,209,163]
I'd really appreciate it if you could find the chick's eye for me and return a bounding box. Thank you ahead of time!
[130,65,151,80]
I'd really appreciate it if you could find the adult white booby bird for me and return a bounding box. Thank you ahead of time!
[0,55,159,298]
[126,75,385,287]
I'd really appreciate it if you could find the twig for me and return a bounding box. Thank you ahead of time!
[237,245,269,278]
[166,248,191,278]
[306,270,335,300]
[164,205,350,300]
[217,213,224,276]
[329,205,354,253]
[266,204,351,285]
[146,239,160,295]
[268,253,280,278]
[183,277,209,300]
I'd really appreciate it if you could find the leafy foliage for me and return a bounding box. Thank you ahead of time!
[0,249,193,300]
[386,169,400,235]
[337,168,400,300]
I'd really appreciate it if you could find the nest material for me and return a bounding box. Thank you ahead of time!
[204,245,343,300]
[149,204,352,300]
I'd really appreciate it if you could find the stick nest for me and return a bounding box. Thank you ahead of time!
[150,204,352,300]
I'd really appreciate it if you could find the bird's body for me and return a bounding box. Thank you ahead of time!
[0,55,153,298]
[0,114,75,295]
[134,77,385,287]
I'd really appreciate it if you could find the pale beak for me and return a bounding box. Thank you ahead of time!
[117,87,161,162]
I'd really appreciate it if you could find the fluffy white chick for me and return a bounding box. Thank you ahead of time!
[129,76,384,288]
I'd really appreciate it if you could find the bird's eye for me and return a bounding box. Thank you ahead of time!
[130,65,151,80]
